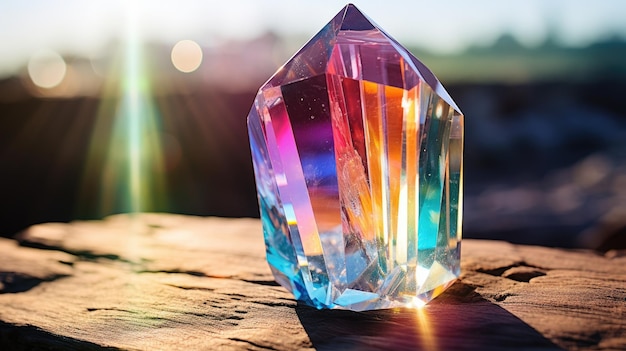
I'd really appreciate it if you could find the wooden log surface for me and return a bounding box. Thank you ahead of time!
[0,213,624,350]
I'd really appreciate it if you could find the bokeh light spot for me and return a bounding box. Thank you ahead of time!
[171,40,203,73]
[27,50,67,88]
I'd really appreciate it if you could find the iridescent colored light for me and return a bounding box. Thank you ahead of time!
[80,0,166,216]
[248,4,464,310]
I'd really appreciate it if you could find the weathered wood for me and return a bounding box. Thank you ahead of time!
[0,213,624,350]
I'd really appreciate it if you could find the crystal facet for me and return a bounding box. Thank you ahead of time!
[247,4,464,310]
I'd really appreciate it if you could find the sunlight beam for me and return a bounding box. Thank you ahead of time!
[125,0,142,212]
[79,0,167,219]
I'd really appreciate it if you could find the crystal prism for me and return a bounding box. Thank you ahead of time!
[247,4,463,310]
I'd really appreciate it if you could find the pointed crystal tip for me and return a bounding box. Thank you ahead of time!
[248,4,464,311]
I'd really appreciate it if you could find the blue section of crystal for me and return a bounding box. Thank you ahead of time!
[247,107,314,305]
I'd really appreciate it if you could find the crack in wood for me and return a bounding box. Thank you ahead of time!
[477,261,548,282]
[249,299,296,308]
[134,269,207,277]
[502,268,547,282]
[163,284,215,292]
[17,240,137,265]
[86,307,139,314]
[494,292,517,302]
[0,272,69,294]
[227,337,280,351]
[241,279,280,287]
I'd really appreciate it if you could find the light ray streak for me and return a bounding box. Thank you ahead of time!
[78,0,167,218]
[125,0,142,212]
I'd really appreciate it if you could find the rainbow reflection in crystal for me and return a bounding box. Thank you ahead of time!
[247,4,463,311]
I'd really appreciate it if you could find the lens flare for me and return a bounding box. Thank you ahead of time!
[79,0,167,217]
[28,50,67,89]
[171,40,203,73]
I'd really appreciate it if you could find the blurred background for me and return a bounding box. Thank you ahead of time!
[1,0,625,250]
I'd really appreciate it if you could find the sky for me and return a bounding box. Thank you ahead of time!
[1,0,626,78]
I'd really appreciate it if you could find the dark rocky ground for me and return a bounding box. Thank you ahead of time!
[1,78,625,250]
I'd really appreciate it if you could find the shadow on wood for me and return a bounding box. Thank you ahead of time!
[0,321,123,351]
[297,281,564,351]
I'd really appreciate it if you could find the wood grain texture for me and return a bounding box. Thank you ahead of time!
[0,213,624,350]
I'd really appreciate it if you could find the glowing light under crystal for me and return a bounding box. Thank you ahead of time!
[415,307,437,351]
[411,297,427,309]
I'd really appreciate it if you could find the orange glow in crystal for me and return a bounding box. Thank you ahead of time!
[248,4,463,310]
